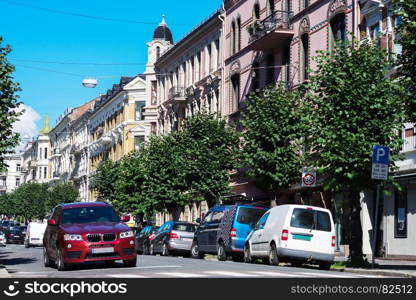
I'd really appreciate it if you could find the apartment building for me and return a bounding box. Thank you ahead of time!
[0,154,23,194]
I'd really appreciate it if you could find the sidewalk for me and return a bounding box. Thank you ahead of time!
[0,265,11,278]
[333,257,416,278]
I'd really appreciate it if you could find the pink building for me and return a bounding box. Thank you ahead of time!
[223,0,357,200]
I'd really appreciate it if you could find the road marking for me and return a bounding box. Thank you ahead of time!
[249,271,300,277]
[108,274,147,278]
[204,271,261,277]
[133,265,182,270]
[155,272,209,278]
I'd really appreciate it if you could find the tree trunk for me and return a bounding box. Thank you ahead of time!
[349,191,363,265]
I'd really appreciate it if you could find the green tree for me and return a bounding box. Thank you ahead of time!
[0,193,15,218]
[12,183,49,222]
[46,182,79,213]
[305,39,405,265]
[180,112,241,208]
[90,159,121,202]
[0,37,22,168]
[394,0,416,121]
[241,85,305,195]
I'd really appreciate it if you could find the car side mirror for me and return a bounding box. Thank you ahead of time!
[47,219,57,226]
[195,218,201,224]
[121,215,130,222]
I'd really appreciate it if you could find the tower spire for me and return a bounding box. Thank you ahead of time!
[39,114,51,135]
[160,14,166,26]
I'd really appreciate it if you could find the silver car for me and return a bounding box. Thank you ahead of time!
[150,221,197,257]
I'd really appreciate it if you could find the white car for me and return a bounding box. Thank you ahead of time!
[0,231,6,246]
[24,222,47,248]
[244,204,335,270]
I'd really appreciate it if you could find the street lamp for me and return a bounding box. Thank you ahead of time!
[82,78,98,88]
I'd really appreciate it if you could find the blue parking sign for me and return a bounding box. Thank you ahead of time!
[372,145,390,165]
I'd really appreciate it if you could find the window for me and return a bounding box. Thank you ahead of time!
[211,211,224,224]
[236,207,266,225]
[215,39,220,68]
[330,13,346,48]
[300,33,309,81]
[267,0,275,16]
[16,164,21,172]
[257,213,270,229]
[370,23,381,40]
[253,3,260,21]
[283,0,292,12]
[156,46,161,60]
[231,74,240,111]
[15,177,20,187]
[1,177,6,188]
[316,211,332,232]
[290,208,332,232]
[231,21,236,55]
[301,0,309,10]
[405,128,414,138]
[62,206,119,225]
[135,101,146,121]
[134,136,145,151]
[252,62,260,91]
[173,223,197,232]
[395,188,407,238]
[202,212,213,225]
[236,17,241,52]
[44,148,48,159]
[266,53,275,86]
[207,44,212,73]
[283,45,291,88]
[43,167,47,179]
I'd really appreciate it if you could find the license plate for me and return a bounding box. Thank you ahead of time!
[92,247,114,254]
[292,234,311,241]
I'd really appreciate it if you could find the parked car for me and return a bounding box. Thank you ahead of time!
[191,204,268,261]
[20,225,27,237]
[136,225,159,255]
[244,204,336,270]
[0,231,6,246]
[0,220,11,230]
[43,202,137,271]
[25,222,47,248]
[5,228,24,244]
[150,221,197,257]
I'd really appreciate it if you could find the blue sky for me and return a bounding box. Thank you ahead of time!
[0,0,222,136]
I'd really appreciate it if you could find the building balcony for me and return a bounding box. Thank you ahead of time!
[166,87,186,105]
[248,10,294,51]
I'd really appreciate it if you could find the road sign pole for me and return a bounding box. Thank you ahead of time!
[372,183,380,269]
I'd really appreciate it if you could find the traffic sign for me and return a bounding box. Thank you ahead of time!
[302,171,317,187]
[371,145,390,180]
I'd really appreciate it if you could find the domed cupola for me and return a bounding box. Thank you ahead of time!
[153,14,173,44]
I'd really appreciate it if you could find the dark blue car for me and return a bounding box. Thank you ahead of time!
[191,204,268,261]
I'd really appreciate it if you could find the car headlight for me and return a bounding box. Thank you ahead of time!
[64,234,83,241]
[120,231,134,239]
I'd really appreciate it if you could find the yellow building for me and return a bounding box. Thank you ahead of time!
[88,75,149,200]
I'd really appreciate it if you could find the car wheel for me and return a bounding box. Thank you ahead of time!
[190,241,204,259]
[24,240,29,248]
[268,244,279,266]
[162,243,170,256]
[123,257,137,268]
[43,247,51,268]
[56,249,67,271]
[142,243,149,255]
[149,244,155,256]
[319,262,332,271]
[217,242,227,261]
[243,245,252,263]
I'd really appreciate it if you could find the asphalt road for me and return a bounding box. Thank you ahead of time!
[0,244,383,278]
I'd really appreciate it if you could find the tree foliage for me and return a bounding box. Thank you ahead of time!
[0,37,22,168]
[90,159,120,203]
[241,85,304,193]
[304,39,405,263]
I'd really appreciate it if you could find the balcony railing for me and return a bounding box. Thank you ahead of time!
[248,10,293,47]
[167,87,186,104]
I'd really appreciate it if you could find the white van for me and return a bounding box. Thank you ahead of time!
[244,204,335,270]
[24,222,47,248]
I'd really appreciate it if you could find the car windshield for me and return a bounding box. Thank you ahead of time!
[11,230,21,234]
[173,223,196,232]
[236,207,266,225]
[290,208,332,232]
[62,206,119,225]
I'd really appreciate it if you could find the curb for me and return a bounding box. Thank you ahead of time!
[331,268,415,278]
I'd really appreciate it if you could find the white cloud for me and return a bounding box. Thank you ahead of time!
[12,104,41,152]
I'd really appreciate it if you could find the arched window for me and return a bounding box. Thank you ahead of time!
[231,74,240,112]
[330,13,346,49]
[236,17,241,51]
[156,46,161,60]
[267,0,275,17]
[231,21,236,55]
[300,33,309,81]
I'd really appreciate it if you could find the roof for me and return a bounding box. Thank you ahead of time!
[153,15,173,43]
[70,98,98,121]
[93,76,138,111]
[61,202,110,209]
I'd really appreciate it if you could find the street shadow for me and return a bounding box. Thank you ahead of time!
[64,261,126,272]
[0,257,37,266]
[373,264,416,271]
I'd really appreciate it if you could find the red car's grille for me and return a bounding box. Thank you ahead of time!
[86,234,101,243]
[86,233,117,243]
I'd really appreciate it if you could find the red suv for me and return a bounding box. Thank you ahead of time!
[43,202,137,271]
